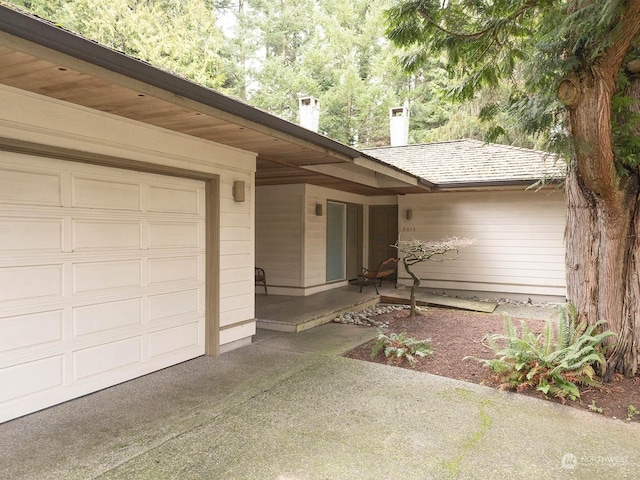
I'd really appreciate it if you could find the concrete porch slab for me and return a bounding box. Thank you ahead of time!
[256,285,392,332]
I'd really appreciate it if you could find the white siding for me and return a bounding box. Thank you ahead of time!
[255,185,304,289]
[398,189,566,298]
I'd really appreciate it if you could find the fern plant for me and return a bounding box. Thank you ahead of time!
[371,331,433,366]
[471,304,615,402]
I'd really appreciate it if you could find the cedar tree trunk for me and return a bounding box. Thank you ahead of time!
[562,0,640,378]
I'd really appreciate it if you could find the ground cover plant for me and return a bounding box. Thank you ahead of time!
[344,306,639,422]
[470,305,615,402]
[371,331,433,366]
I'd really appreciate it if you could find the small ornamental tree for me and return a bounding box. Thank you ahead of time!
[394,237,476,316]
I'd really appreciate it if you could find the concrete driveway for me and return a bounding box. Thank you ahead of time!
[2,323,639,479]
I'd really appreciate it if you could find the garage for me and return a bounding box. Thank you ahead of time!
[0,151,207,422]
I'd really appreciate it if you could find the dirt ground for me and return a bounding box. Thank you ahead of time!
[343,307,640,423]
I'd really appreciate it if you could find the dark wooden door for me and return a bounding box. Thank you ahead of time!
[346,203,363,281]
[368,205,398,270]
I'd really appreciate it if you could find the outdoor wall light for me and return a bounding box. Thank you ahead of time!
[406,209,413,220]
[316,203,323,216]
[233,180,245,202]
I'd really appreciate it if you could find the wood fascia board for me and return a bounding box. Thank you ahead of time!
[0,31,354,163]
[302,162,418,190]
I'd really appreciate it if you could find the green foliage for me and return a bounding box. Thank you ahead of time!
[6,0,228,90]
[588,400,603,414]
[6,0,548,147]
[371,331,433,366]
[385,0,640,159]
[628,404,639,421]
[611,71,640,172]
[472,305,615,402]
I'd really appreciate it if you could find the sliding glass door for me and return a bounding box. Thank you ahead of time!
[326,201,346,282]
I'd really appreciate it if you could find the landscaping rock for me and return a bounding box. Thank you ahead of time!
[332,304,409,327]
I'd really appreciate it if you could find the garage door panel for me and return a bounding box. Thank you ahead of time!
[148,222,200,248]
[72,220,142,250]
[0,218,62,251]
[0,167,61,206]
[0,310,63,353]
[73,337,141,381]
[148,185,200,214]
[72,298,142,337]
[148,322,199,359]
[73,260,142,293]
[0,355,63,403]
[0,264,63,301]
[72,175,142,211]
[148,256,199,284]
[149,289,199,322]
[0,152,207,422]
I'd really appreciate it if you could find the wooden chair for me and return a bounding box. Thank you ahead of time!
[255,267,268,295]
[358,258,399,294]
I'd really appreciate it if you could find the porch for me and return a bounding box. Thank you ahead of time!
[255,284,500,333]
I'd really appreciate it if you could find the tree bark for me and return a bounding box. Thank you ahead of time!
[563,0,640,378]
[404,260,420,317]
[565,167,640,379]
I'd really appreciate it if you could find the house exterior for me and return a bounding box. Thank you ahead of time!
[0,7,569,424]
[0,6,428,422]
[363,140,568,301]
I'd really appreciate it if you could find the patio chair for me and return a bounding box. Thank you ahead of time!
[358,257,399,294]
[255,267,268,295]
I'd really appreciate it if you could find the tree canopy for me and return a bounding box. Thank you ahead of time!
[10,0,229,89]
[387,0,640,377]
[386,0,640,157]
[6,0,543,147]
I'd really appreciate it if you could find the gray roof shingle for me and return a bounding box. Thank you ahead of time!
[362,139,566,186]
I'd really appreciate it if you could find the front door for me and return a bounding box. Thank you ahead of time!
[368,205,399,270]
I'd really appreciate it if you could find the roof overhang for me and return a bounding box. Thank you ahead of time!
[0,5,429,196]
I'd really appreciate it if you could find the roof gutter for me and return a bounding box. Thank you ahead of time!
[0,5,372,162]
[432,178,563,190]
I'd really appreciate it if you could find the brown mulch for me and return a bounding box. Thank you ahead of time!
[343,307,640,423]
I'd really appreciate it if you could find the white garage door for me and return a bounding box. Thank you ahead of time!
[0,151,207,422]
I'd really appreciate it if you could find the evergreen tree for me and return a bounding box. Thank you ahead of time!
[387,0,640,378]
[8,0,228,89]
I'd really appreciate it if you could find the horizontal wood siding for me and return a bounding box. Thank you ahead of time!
[305,186,327,288]
[398,189,566,298]
[219,173,254,333]
[255,185,304,287]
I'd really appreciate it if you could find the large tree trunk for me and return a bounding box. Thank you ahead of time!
[565,168,640,379]
[563,1,640,377]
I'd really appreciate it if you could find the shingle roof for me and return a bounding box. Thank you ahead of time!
[361,139,566,186]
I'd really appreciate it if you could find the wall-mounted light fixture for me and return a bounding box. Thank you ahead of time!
[233,181,245,202]
[406,209,413,220]
[315,203,323,216]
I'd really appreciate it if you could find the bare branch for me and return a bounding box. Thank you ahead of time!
[393,236,476,316]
